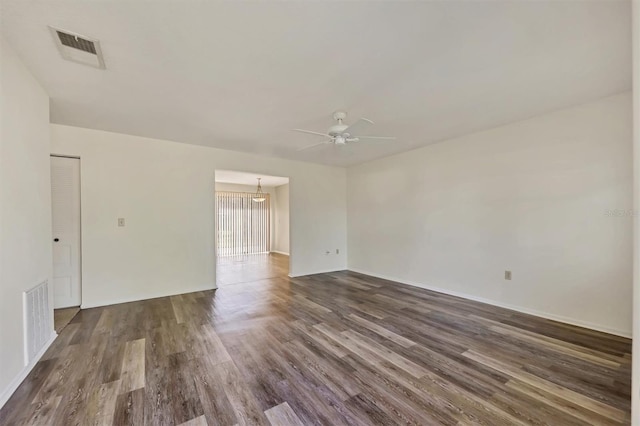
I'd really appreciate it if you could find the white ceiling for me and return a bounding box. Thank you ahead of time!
[215,170,288,187]
[0,1,631,167]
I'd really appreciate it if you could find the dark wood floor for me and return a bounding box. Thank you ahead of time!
[54,306,80,333]
[0,253,631,425]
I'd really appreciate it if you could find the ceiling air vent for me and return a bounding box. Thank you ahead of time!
[49,27,105,69]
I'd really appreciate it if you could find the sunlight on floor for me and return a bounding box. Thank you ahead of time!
[216,253,289,287]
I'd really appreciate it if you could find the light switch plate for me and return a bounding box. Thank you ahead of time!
[118,218,125,227]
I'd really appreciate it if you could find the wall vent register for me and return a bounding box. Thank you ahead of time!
[23,281,52,365]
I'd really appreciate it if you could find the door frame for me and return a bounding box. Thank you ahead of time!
[50,154,83,309]
[213,170,292,284]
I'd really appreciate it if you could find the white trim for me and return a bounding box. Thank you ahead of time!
[348,268,631,339]
[0,331,57,409]
[270,250,290,256]
[81,284,216,309]
[289,268,346,278]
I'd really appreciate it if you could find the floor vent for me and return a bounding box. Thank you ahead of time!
[23,281,52,365]
[49,27,105,69]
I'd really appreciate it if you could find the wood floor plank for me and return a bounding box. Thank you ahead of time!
[119,338,145,393]
[0,358,57,425]
[112,388,145,426]
[21,396,62,426]
[290,320,349,358]
[489,324,622,368]
[54,307,80,334]
[144,363,172,425]
[283,338,359,400]
[463,349,628,423]
[343,393,402,426]
[171,295,188,324]
[0,255,631,425]
[178,414,209,426]
[190,356,239,426]
[503,379,621,426]
[264,402,305,426]
[168,352,206,425]
[347,313,416,348]
[292,294,333,313]
[346,301,388,320]
[341,329,429,378]
[199,323,232,365]
[85,379,120,426]
[313,323,381,366]
[92,309,114,337]
[212,361,270,426]
[353,361,453,425]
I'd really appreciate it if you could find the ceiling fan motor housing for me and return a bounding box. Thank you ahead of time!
[334,136,347,145]
[332,111,347,121]
[329,124,349,137]
[329,111,349,137]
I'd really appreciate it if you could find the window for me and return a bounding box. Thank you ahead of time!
[216,191,270,256]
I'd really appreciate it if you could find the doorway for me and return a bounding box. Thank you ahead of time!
[50,155,81,332]
[215,170,290,287]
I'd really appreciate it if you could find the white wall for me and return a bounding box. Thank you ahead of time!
[631,2,639,423]
[0,39,53,406]
[214,182,278,250]
[274,184,290,255]
[348,93,633,337]
[50,124,347,308]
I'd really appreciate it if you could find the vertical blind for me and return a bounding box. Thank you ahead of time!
[216,191,270,256]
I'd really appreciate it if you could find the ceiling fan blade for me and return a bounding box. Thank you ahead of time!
[343,118,374,137]
[296,139,332,152]
[292,129,332,138]
[354,136,396,140]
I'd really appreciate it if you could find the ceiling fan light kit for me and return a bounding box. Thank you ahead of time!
[293,111,396,151]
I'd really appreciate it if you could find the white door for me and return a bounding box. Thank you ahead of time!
[51,156,81,308]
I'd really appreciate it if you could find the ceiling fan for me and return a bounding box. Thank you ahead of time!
[293,111,396,151]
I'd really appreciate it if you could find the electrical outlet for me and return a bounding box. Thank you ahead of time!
[336,248,340,254]
[504,270,512,280]
[118,218,125,227]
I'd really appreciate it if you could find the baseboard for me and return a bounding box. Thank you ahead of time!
[289,268,347,278]
[81,284,217,309]
[270,250,290,256]
[0,331,57,409]
[348,268,631,339]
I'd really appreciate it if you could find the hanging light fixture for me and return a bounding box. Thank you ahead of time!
[252,178,266,202]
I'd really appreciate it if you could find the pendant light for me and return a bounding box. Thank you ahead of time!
[252,178,266,202]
